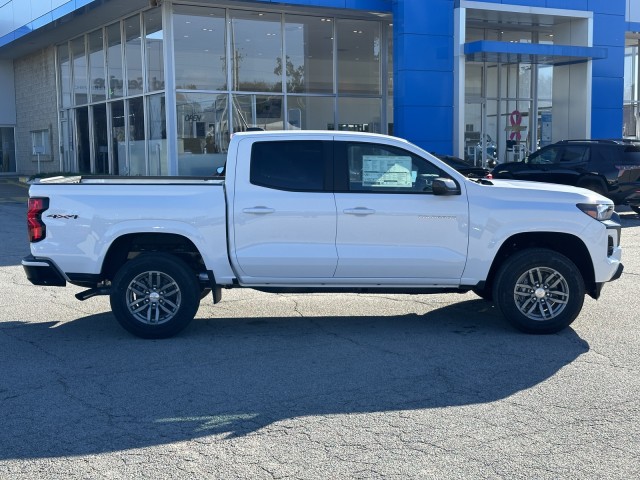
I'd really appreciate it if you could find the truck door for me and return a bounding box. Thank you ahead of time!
[231,138,337,279]
[333,140,469,282]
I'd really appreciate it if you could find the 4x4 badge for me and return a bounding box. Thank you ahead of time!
[47,214,78,219]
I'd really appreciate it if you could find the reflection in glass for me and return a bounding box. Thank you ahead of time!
[71,37,88,105]
[125,15,143,96]
[387,22,393,97]
[286,96,334,129]
[148,94,167,175]
[337,19,380,94]
[337,97,381,133]
[176,93,229,175]
[232,94,284,131]
[284,15,333,93]
[92,104,109,174]
[106,23,123,99]
[58,45,72,108]
[145,10,164,92]
[111,100,126,174]
[88,30,106,102]
[128,97,146,175]
[76,106,90,173]
[230,10,282,92]
[173,6,226,91]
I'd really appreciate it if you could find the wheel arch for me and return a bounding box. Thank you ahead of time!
[483,232,597,299]
[576,175,609,195]
[101,232,206,281]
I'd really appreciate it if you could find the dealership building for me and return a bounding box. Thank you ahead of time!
[0,0,639,176]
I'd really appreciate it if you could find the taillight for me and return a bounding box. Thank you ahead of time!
[27,197,49,243]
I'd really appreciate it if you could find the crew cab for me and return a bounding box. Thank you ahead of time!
[23,131,623,338]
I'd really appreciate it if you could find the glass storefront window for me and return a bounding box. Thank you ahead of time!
[111,100,126,174]
[287,96,334,129]
[176,92,229,175]
[232,94,284,131]
[106,23,124,99]
[58,44,72,108]
[173,6,226,91]
[76,106,90,172]
[128,97,146,175]
[284,15,334,93]
[56,7,391,177]
[337,19,380,94]
[88,30,106,103]
[336,97,381,133]
[92,104,109,174]
[230,10,282,92]
[0,127,16,173]
[125,15,143,97]
[71,37,88,105]
[147,94,167,175]
[145,10,164,92]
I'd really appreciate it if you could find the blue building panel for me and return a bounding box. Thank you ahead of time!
[587,0,625,15]
[591,107,624,138]
[593,12,626,47]
[395,70,454,108]
[591,76,624,109]
[392,0,453,36]
[545,0,588,10]
[395,34,454,72]
[394,106,453,147]
[592,45,624,78]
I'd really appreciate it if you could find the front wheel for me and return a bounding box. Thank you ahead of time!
[493,249,585,334]
[110,253,200,338]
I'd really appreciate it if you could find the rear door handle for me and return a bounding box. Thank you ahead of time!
[243,207,275,214]
[343,207,376,215]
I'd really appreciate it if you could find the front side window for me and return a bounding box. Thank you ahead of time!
[528,147,560,164]
[340,142,446,193]
[250,140,329,191]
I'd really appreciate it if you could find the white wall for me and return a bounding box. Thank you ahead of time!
[0,59,16,124]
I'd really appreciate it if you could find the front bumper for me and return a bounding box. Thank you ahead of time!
[22,255,67,286]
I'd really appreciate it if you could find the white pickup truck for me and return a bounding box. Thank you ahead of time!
[23,131,623,338]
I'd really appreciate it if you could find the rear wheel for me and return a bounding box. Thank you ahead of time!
[110,253,200,338]
[493,248,585,334]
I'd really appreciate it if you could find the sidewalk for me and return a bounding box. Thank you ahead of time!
[0,177,29,204]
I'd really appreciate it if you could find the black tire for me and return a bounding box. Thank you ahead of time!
[630,206,640,215]
[577,179,607,197]
[493,248,585,334]
[110,253,200,339]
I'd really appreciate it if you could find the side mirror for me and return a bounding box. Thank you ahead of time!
[216,166,225,176]
[432,177,460,196]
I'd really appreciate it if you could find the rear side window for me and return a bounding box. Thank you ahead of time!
[559,146,588,163]
[622,146,640,164]
[250,141,329,191]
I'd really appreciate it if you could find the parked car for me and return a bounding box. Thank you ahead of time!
[433,154,491,179]
[491,139,640,213]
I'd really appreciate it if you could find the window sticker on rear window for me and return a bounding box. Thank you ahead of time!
[362,155,412,187]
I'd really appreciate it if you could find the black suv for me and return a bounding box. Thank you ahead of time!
[491,139,640,213]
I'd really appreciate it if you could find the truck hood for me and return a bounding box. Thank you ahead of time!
[484,178,612,204]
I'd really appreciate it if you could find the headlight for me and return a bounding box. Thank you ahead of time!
[576,203,615,221]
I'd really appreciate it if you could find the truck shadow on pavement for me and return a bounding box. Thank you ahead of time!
[0,299,589,460]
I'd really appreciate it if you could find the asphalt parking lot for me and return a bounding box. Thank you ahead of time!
[0,177,639,479]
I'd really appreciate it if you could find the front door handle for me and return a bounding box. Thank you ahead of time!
[243,207,275,214]
[343,207,376,215]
